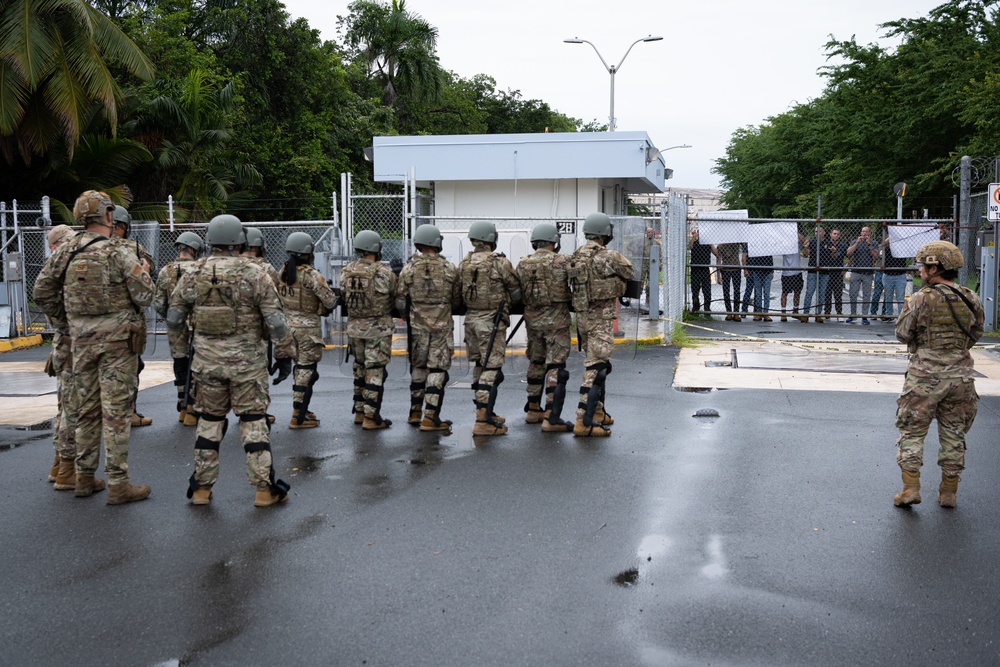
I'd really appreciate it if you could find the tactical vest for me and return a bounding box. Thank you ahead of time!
[519,252,569,307]
[164,260,193,301]
[461,251,506,310]
[64,238,133,317]
[278,266,321,315]
[918,286,974,351]
[570,244,625,305]
[407,254,451,304]
[191,258,263,337]
[341,259,391,318]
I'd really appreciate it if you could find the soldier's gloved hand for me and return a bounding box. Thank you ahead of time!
[272,357,293,385]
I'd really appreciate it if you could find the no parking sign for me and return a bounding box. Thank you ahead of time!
[989,183,1000,221]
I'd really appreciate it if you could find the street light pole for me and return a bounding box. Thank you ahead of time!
[564,35,662,132]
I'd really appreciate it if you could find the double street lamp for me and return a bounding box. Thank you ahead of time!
[564,35,663,132]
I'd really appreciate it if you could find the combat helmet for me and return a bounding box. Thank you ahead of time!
[468,220,498,245]
[583,212,613,240]
[112,205,132,237]
[412,224,443,250]
[354,230,382,255]
[286,231,315,255]
[72,190,114,225]
[531,223,560,248]
[245,227,265,249]
[175,231,204,254]
[916,240,963,271]
[205,214,245,248]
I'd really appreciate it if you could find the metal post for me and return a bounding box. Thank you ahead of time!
[959,156,971,287]
[648,232,659,321]
[982,222,997,331]
[168,195,175,232]
[609,68,616,131]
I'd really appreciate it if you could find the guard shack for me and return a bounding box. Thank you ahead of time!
[372,131,668,222]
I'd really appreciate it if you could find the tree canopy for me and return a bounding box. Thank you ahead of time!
[714,0,1000,219]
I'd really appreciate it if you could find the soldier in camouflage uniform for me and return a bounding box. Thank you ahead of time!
[457,221,522,436]
[342,230,398,430]
[568,213,635,438]
[516,223,573,432]
[154,231,203,426]
[277,232,336,429]
[109,205,156,428]
[167,214,295,507]
[42,225,80,489]
[34,191,155,504]
[245,227,282,284]
[892,241,984,509]
[395,224,462,432]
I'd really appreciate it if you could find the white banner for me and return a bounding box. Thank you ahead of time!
[747,221,799,257]
[887,224,938,258]
[693,210,749,245]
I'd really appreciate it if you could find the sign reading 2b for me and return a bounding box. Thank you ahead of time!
[556,221,576,235]
[989,183,1000,222]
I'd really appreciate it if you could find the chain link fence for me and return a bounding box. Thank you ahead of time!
[685,216,972,321]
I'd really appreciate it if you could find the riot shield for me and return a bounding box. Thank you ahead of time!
[604,215,648,363]
[503,232,531,378]
[441,234,470,379]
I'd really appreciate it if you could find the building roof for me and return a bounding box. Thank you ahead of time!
[373,131,666,193]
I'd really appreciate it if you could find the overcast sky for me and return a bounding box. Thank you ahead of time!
[281,0,945,190]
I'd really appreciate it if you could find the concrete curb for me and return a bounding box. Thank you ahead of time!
[0,334,44,354]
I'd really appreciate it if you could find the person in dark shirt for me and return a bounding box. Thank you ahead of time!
[802,226,835,322]
[744,252,775,321]
[689,228,713,315]
[881,236,908,318]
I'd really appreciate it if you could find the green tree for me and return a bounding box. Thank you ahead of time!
[338,0,442,106]
[124,68,260,221]
[0,0,153,170]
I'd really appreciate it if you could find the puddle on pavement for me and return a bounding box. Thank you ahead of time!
[288,453,338,473]
[612,567,640,588]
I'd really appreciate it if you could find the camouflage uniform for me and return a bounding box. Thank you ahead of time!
[568,238,634,434]
[109,235,154,423]
[33,230,154,486]
[458,243,521,428]
[155,256,198,415]
[276,259,336,424]
[341,257,398,425]
[517,247,572,427]
[396,251,461,427]
[168,254,293,496]
[895,283,984,477]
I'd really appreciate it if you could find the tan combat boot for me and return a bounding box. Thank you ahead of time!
[473,408,507,436]
[524,402,545,424]
[362,414,392,430]
[353,410,365,425]
[420,411,452,432]
[191,484,213,506]
[893,469,921,506]
[53,458,77,491]
[289,410,319,429]
[593,407,614,426]
[178,408,187,424]
[48,452,60,482]
[939,474,959,508]
[254,486,288,507]
[74,474,107,498]
[131,412,152,427]
[106,482,151,505]
[407,407,423,426]
[541,417,572,433]
[573,416,611,438]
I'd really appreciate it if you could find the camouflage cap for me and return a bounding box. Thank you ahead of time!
[72,190,114,224]
[47,224,75,248]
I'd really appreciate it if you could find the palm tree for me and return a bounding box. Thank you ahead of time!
[340,0,442,105]
[0,0,154,167]
[124,68,261,222]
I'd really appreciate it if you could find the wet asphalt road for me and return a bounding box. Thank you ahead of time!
[1,343,999,666]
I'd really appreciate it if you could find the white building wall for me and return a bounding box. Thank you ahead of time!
[433,179,604,218]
